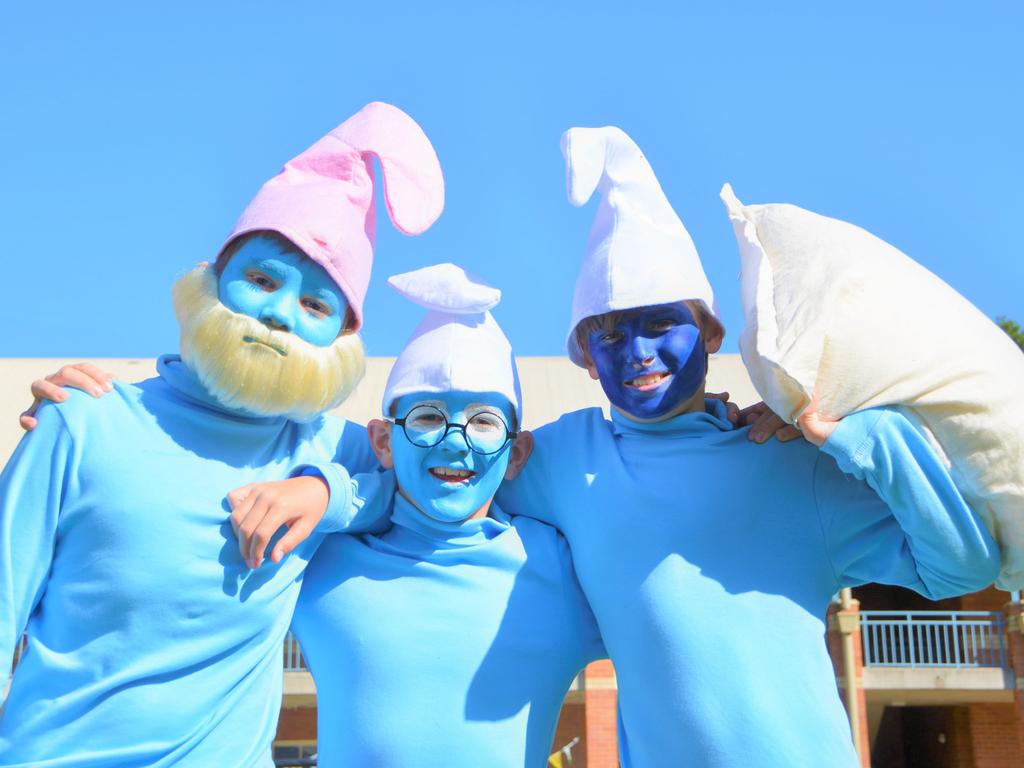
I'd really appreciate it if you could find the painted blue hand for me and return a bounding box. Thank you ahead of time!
[218,236,347,347]
[586,302,706,420]
[390,392,515,522]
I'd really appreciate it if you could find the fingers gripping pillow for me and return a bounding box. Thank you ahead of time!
[720,183,1024,589]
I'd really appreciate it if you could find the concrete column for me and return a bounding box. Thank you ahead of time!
[1002,600,1024,759]
[828,593,871,767]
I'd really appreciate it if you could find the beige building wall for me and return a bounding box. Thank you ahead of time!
[0,355,759,465]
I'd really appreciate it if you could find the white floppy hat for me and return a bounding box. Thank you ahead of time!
[382,263,522,422]
[561,126,720,366]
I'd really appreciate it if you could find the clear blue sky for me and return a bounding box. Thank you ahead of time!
[2,3,1021,358]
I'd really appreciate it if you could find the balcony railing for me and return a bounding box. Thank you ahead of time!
[11,611,1014,678]
[10,634,309,677]
[283,631,307,672]
[12,635,27,670]
[860,611,1007,669]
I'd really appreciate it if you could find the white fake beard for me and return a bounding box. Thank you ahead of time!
[172,266,366,421]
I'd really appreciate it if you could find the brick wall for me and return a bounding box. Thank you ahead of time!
[1002,600,1024,760]
[959,586,1012,612]
[276,707,316,741]
[947,706,975,768]
[583,660,619,768]
[552,700,587,764]
[967,703,1022,768]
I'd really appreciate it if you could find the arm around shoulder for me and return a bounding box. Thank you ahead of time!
[0,402,73,668]
[293,463,396,535]
[226,463,396,569]
[495,410,602,528]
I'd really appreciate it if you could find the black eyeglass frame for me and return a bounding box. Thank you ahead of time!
[391,405,518,456]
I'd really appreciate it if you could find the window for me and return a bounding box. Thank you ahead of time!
[272,743,317,767]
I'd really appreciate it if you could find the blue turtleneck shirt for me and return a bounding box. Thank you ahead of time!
[495,401,999,768]
[0,355,377,768]
[293,493,604,768]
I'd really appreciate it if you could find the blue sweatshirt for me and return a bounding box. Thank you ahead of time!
[495,402,1000,768]
[0,355,376,768]
[293,494,605,768]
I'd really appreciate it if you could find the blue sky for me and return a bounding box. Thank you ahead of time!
[2,3,1021,357]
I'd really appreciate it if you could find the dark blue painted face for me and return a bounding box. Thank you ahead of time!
[587,302,706,420]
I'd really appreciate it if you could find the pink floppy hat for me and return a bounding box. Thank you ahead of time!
[219,101,445,331]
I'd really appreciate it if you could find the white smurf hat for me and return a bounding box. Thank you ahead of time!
[382,263,522,423]
[561,125,720,366]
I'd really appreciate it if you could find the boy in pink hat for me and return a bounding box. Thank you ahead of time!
[0,102,442,767]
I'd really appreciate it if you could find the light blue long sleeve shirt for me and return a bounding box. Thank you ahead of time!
[293,493,605,768]
[495,402,1000,768]
[0,355,376,768]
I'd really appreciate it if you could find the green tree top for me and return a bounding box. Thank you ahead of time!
[998,317,1024,351]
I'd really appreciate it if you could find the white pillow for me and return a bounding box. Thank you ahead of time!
[721,184,1024,589]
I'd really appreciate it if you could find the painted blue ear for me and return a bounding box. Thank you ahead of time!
[386,263,500,315]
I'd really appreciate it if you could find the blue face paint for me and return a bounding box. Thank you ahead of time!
[587,302,706,420]
[218,236,347,347]
[390,392,515,523]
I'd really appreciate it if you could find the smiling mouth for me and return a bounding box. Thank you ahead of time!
[624,372,671,391]
[243,336,288,357]
[429,467,476,483]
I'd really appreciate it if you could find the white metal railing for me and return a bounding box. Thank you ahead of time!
[11,613,1012,681]
[12,635,27,670]
[283,631,307,671]
[860,611,1007,668]
[10,634,308,677]
[4,636,28,701]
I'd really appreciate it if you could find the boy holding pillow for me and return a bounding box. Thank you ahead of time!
[488,126,999,767]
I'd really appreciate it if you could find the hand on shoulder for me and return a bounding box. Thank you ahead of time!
[20,363,116,431]
[227,475,329,569]
[731,398,803,444]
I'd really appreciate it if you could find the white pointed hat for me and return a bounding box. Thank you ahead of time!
[382,263,522,422]
[561,126,720,366]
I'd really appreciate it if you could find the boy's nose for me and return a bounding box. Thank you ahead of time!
[259,296,295,333]
[627,336,655,369]
[439,426,471,453]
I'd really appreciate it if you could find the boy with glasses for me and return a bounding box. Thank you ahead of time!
[279,263,604,767]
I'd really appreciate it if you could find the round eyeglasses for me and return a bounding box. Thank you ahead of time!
[393,404,517,455]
